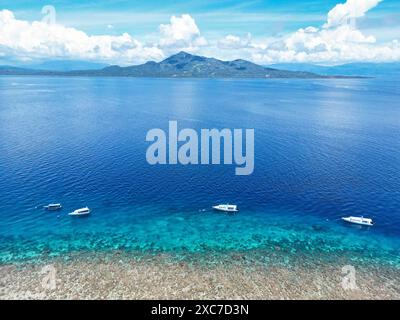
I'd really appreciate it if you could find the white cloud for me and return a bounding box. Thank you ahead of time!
[158,14,207,51]
[0,9,163,65]
[217,0,400,64]
[0,11,209,64]
[324,0,382,28]
[218,33,252,49]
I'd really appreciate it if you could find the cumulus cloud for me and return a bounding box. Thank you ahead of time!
[217,0,400,64]
[218,33,252,49]
[0,9,163,64]
[324,0,382,28]
[0,10,209,64]
[158,14,207,51]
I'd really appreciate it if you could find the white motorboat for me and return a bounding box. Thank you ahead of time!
[212,204,238,212]
[69,207,91,216]
[44,203,62,211]
[342,216,373,226]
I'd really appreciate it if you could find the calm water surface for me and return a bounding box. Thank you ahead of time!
[0,76,399,265]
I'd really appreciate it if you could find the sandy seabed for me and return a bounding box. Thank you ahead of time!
[1,251,399,300]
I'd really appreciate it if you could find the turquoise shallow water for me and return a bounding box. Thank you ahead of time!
[1,205,399,267]
[0,76,399,266]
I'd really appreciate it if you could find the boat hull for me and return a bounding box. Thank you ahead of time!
[44,204,62,211]
[68,212,90,216]
[46,207,62,211]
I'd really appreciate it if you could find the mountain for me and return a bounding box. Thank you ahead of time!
[88,51,325,78]
[0,66,43,75]
[268,62,400,77]
[0,52,359,78]
[75,51,328,78]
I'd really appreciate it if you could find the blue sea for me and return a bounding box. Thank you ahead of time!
[0,76,399,266]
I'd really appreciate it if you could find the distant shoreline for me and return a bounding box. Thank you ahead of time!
[0,73,367,79]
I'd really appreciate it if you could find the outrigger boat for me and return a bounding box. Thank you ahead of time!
[212,204,239,213]
[43,203,62,211]
[69,207,91,216]
[342,216,373,226]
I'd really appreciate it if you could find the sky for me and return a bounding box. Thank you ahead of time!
[0,0,400,65]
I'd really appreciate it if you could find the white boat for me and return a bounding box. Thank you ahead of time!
[342,216,373,226]
[44,203,62,211]
[212,204,238,213]
[69,207,91,216]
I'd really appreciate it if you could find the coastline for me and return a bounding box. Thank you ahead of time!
[1,250,399,299]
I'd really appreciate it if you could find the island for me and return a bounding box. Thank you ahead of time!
[0,51,359,79]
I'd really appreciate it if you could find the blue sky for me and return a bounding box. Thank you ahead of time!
[5,0,399,38]
[1,0,400,65]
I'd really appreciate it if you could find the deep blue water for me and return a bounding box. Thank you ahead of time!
[0,76,399,265]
